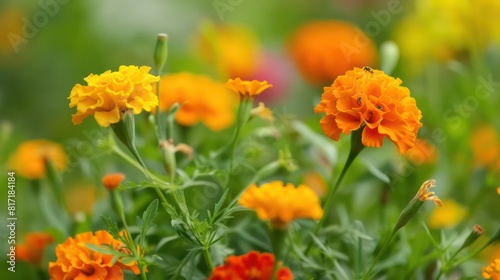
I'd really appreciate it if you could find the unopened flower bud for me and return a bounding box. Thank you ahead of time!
[102,173,125,191]
[154,33,168,74]
[459,224,484,251]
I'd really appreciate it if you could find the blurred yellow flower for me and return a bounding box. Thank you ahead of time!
[288,20,377,85]
[482,258,500,280]
[404,139,437,165]
[49,230,140,280]
[64,184,96,216]
[16,232,54,267]
[158,72,237,131]
[471,125,500,169]
[225,78,273,98]
[239,180,323,228]
[8,140,67,179]
[394,0,500,73]
[0,8,23,54]
[197,23,260,79]
[69,65,159,127]
[250,102,274,124]
[429,199,466,229]
[497,187,500,196]
[314,67,422,154]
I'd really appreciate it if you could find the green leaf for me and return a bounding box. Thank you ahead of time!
[138,199,159,248]
[85,243,116,255]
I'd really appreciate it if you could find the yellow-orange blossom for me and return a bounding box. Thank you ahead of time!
[315,67,422,154]
[69,65,159,127]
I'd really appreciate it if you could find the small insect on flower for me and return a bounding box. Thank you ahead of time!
[363,66,374,74]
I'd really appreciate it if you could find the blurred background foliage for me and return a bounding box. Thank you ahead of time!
[1,0,500,279]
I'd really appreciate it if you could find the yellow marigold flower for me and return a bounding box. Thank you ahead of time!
[225,78,273,98]
[197,23,260,79]
[69,65,159,127]
[250,102,274,123]
[471,125,500,168]
[404,139,437,165]
[429,199,466,229]
[157,72,237,131]
[48,230,140,280]
[102,173,125,191]
[482,259,500,280]
[288,20,377,85]
[16,232,54,267]
[314,67,422,154]
[8,139,67,179]
[239,181,323,228]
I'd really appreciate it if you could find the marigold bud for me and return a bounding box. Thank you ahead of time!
[102,173,125,190]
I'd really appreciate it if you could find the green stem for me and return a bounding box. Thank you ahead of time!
[362,230,397,280]
[202,247,214,272]
[271,228,288,280]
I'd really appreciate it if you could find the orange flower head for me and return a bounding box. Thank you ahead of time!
[102,173,125,190]
[288,20,377,85]
[314,67,422,154]
[0,7,23,54]
[16,232,54,267]
[471,125,500,168]
[157,72,237,131]
[69,65,159,127]
[225,78,273,98]
[48,230,140,280]
[239,181,323,228]
[404,139,437,165]
[8,139,67,179]
[415,179,443,207]
[209,251,293,280]
[483,259,500,280]
[197,23,260,79]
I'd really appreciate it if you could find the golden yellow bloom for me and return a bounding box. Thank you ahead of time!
[239,180,323,228]
[404,139,437,165]
[250,102,274,123]
[197,23,260,79]
[8,140,67,179]
[415,179,443,207]
[482,259,500,280]
[314,67,422,154]
[69,65,159,127]
[157,72,237,131]
[429,199,466,229]
[48,230,140,280]
[288,20,377,85]
[102,173,125,191]
[16,232,54,267]
[225,78,273,98]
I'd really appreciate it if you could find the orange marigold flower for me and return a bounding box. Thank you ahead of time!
[209,251,293,280]
[225,78,273,98]
[314,67,422,154]
[102,173,125,190]
[8,139,67,179]
[288,20,377,85]
[482,259,500,280]
[197,23,260,79]
[428,199,466,229]
[404,139,437,165]
[497,187,500,196]
[239,181,323,228]
[471,125,500,168]
[16,232,54,267]
[48,230,140,280]
[157,72,237,131]
[69,65,159,127]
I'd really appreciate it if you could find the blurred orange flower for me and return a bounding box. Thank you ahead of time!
[471,125,500,169]
[49,230,140,280]
[209,251,293,280]
[288,20,377,85]
[64,184,96,216]
[69,65,159,127]
[157,72,237,131]
[0,7,23,54]
[314,67,422,154]
[16,232,54,267]
[225,78,273,98]
[102,173,125,191]
[8,139,67,179]
[428,199,466,229]
[197,23,260,79]
[302,171,327,197]
[404,139,437,165]
[482,258,500,280]
[239,180,323,228]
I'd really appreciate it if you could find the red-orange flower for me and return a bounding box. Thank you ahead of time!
[483,258,500,280]
[288,20,377,85]
[48,230,140,280]
[102,173,125,190]
[314,67,422,154]
[209,251,293,280]
[16,232,54,267]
